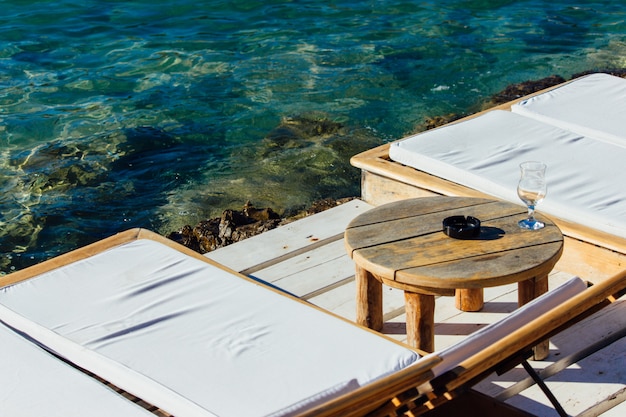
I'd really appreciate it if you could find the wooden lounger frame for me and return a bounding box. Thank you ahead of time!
[0,228,440,417]
[1,228,624,416]
[350,80,626,283]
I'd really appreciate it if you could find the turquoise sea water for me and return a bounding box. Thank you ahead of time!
[1,0,625,272]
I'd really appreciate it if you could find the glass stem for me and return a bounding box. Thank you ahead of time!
[527,205,536,221]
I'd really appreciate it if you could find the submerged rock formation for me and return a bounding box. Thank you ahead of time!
[0,125,189,270]
[261,113,345,155]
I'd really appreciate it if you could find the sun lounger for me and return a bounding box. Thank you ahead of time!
[0,319,155,416]
[0,228,438,417]
[351,73,626,281]
[0,228,624,416]
[388,109,626,240]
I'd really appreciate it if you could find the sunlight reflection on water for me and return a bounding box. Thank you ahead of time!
[0,0,625,271]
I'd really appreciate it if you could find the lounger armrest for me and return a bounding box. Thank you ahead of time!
[438,270,626,393]
[373,271,626,417]
[432,277,587,379]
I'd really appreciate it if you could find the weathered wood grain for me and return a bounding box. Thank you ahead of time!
[206,198,373,273]
[344,197,564,354]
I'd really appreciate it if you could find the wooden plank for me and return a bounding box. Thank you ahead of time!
[398,242,562,288]
[252,239,357,299]
[351,212,561,268]
[308,279,406,323]
[384,282,520,348]
[378,271,570,349]
[354,229,561,291]
[433,283,519,350]
[205,199,373,273]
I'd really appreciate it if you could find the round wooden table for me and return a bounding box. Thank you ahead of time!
[344,196,563,355]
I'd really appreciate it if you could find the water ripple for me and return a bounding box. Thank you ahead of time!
[0,0,624,272]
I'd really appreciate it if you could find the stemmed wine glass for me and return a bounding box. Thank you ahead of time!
[517,161,547,230]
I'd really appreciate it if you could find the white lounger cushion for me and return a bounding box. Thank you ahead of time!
[431,276,588,377]
[512,73,626,147]
[389,110,626,239]
[0,239,419,417]
[0,322,154,417]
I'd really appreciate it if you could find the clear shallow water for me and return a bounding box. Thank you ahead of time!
[1,0,625,272]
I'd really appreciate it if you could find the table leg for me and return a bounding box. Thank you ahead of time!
[405,291,435,352]
[355,266,383,331]
[518,275,549,360]
[455,288,484,311]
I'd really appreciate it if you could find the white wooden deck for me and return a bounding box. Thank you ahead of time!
[205,199,626,417]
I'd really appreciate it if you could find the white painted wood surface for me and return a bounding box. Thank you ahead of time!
[206,198,373,274]
[206,199,626,416]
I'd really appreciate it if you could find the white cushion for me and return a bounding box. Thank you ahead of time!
[266,379,360,417]
[432,276,587,377]
[389,110,626,239]
[0,239,419,417]
[512,73,626,147]
[0,321,154,416]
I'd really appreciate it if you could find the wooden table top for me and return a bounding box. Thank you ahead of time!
[345,196,564,295]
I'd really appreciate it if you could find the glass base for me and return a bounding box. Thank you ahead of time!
[518,218,545,230]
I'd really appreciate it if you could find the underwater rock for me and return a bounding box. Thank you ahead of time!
[0,125,187,271]
[261,113,344,155]
[110,126,182,173]
[10,126,181,196]
[252,112,381,203]
[12,142,108,193]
